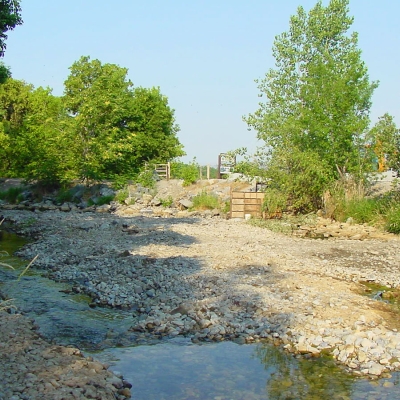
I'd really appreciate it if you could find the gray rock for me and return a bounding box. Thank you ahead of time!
[178,199,193,209]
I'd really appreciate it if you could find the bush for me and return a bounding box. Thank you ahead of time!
[341,198,379,224]
[160,196,173,207]
[171,160,199,186]
[0,187,24,204]
[115,187,129,204]
[262,188,287,218]
[56,188,75,204]
[96,195,114,206]
[135,169,156,189]
[191,191,219,210]
[385,205,400,234]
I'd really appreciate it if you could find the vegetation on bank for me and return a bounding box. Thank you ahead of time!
[0,0,399,235]
[231,0,400,234]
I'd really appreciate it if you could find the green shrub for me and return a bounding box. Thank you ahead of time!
[0,187,24,204]
[135,169,156,189]
[96,195,114,206]
[341,198,379,224]
[56,188,74,204]
[160,196,173,207]
[191,191,219,210]
[262,188,288,217]
[385,205,400,234]
[115,188,129,204]
[221,200,230,214]
[171,160,199,186]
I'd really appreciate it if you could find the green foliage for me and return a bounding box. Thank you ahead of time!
[63,56,184,182]
[262,188,288,217]
[55,188,74,204]
[385,205,400,234]
[340,198,379,224]
[159,195,173,207]
[221,200,230,214]
[0,55,184,186]
[135,169,156,189]
[0,62,10,84]
[245,0,377,212]
[114,187,129,204]
[229,147,269,180]
[0,79,77,183]
[191,191,219,210]
[265,148,333,212]
[0,0,23,58]
[367,113,400,172]
[94,195,114,206]
[171,159,199,186]
[0,186,23,203]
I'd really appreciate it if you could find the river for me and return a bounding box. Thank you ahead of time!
[1,231,400,399]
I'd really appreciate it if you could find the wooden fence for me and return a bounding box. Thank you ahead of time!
[152,163,170,180]
[230,191,265,219]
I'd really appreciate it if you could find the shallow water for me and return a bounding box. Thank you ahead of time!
[2,231,400,399]
[92,339,400,400]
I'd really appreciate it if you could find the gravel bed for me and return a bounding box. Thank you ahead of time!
[1,207,400,398]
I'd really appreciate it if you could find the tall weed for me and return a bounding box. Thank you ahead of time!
[0,187,24,204]
[191,191,219,210]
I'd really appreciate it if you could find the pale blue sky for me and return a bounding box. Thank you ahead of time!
[3,0,399,165]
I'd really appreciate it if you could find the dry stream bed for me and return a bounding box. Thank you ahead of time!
[1,207,400,399]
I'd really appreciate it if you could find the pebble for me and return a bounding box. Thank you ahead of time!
[2,206,400,388]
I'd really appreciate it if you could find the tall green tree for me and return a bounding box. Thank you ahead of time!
[0,78,33,174]
[20,87,77,184]
[0,78,76,182]
[0,0,22,82]
[368,113,400,172]
[63,56,134,181]
[246,0,377,211]
[63,56,183,181]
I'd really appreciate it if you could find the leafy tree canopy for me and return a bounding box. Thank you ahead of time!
[0,78,75,182]
[0,0,22,57]
[245,0,377,211]
[63,56,184,182]
[368,113,400,172]
[0,0,22,82]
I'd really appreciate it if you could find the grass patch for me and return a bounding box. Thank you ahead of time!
[0,187,24,204]
[88,195,114,206]
[55,188,75,204]
[191,191,219,210]
[340,198,380,224]
[159,196,174,208]
[385,204,400,234]
[96,195,114,206]
[115,188,129,204]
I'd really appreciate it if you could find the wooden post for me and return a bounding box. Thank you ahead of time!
[207,165,210,180]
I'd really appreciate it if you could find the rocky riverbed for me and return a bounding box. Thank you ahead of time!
[1,200,400,398]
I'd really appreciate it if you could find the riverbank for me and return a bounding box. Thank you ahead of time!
[1,207,400,397]
[0,311,132,400]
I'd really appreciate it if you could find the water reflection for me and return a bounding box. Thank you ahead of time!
[92,339,400,400]
[255,344,353,399]
[2,231,400,399]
